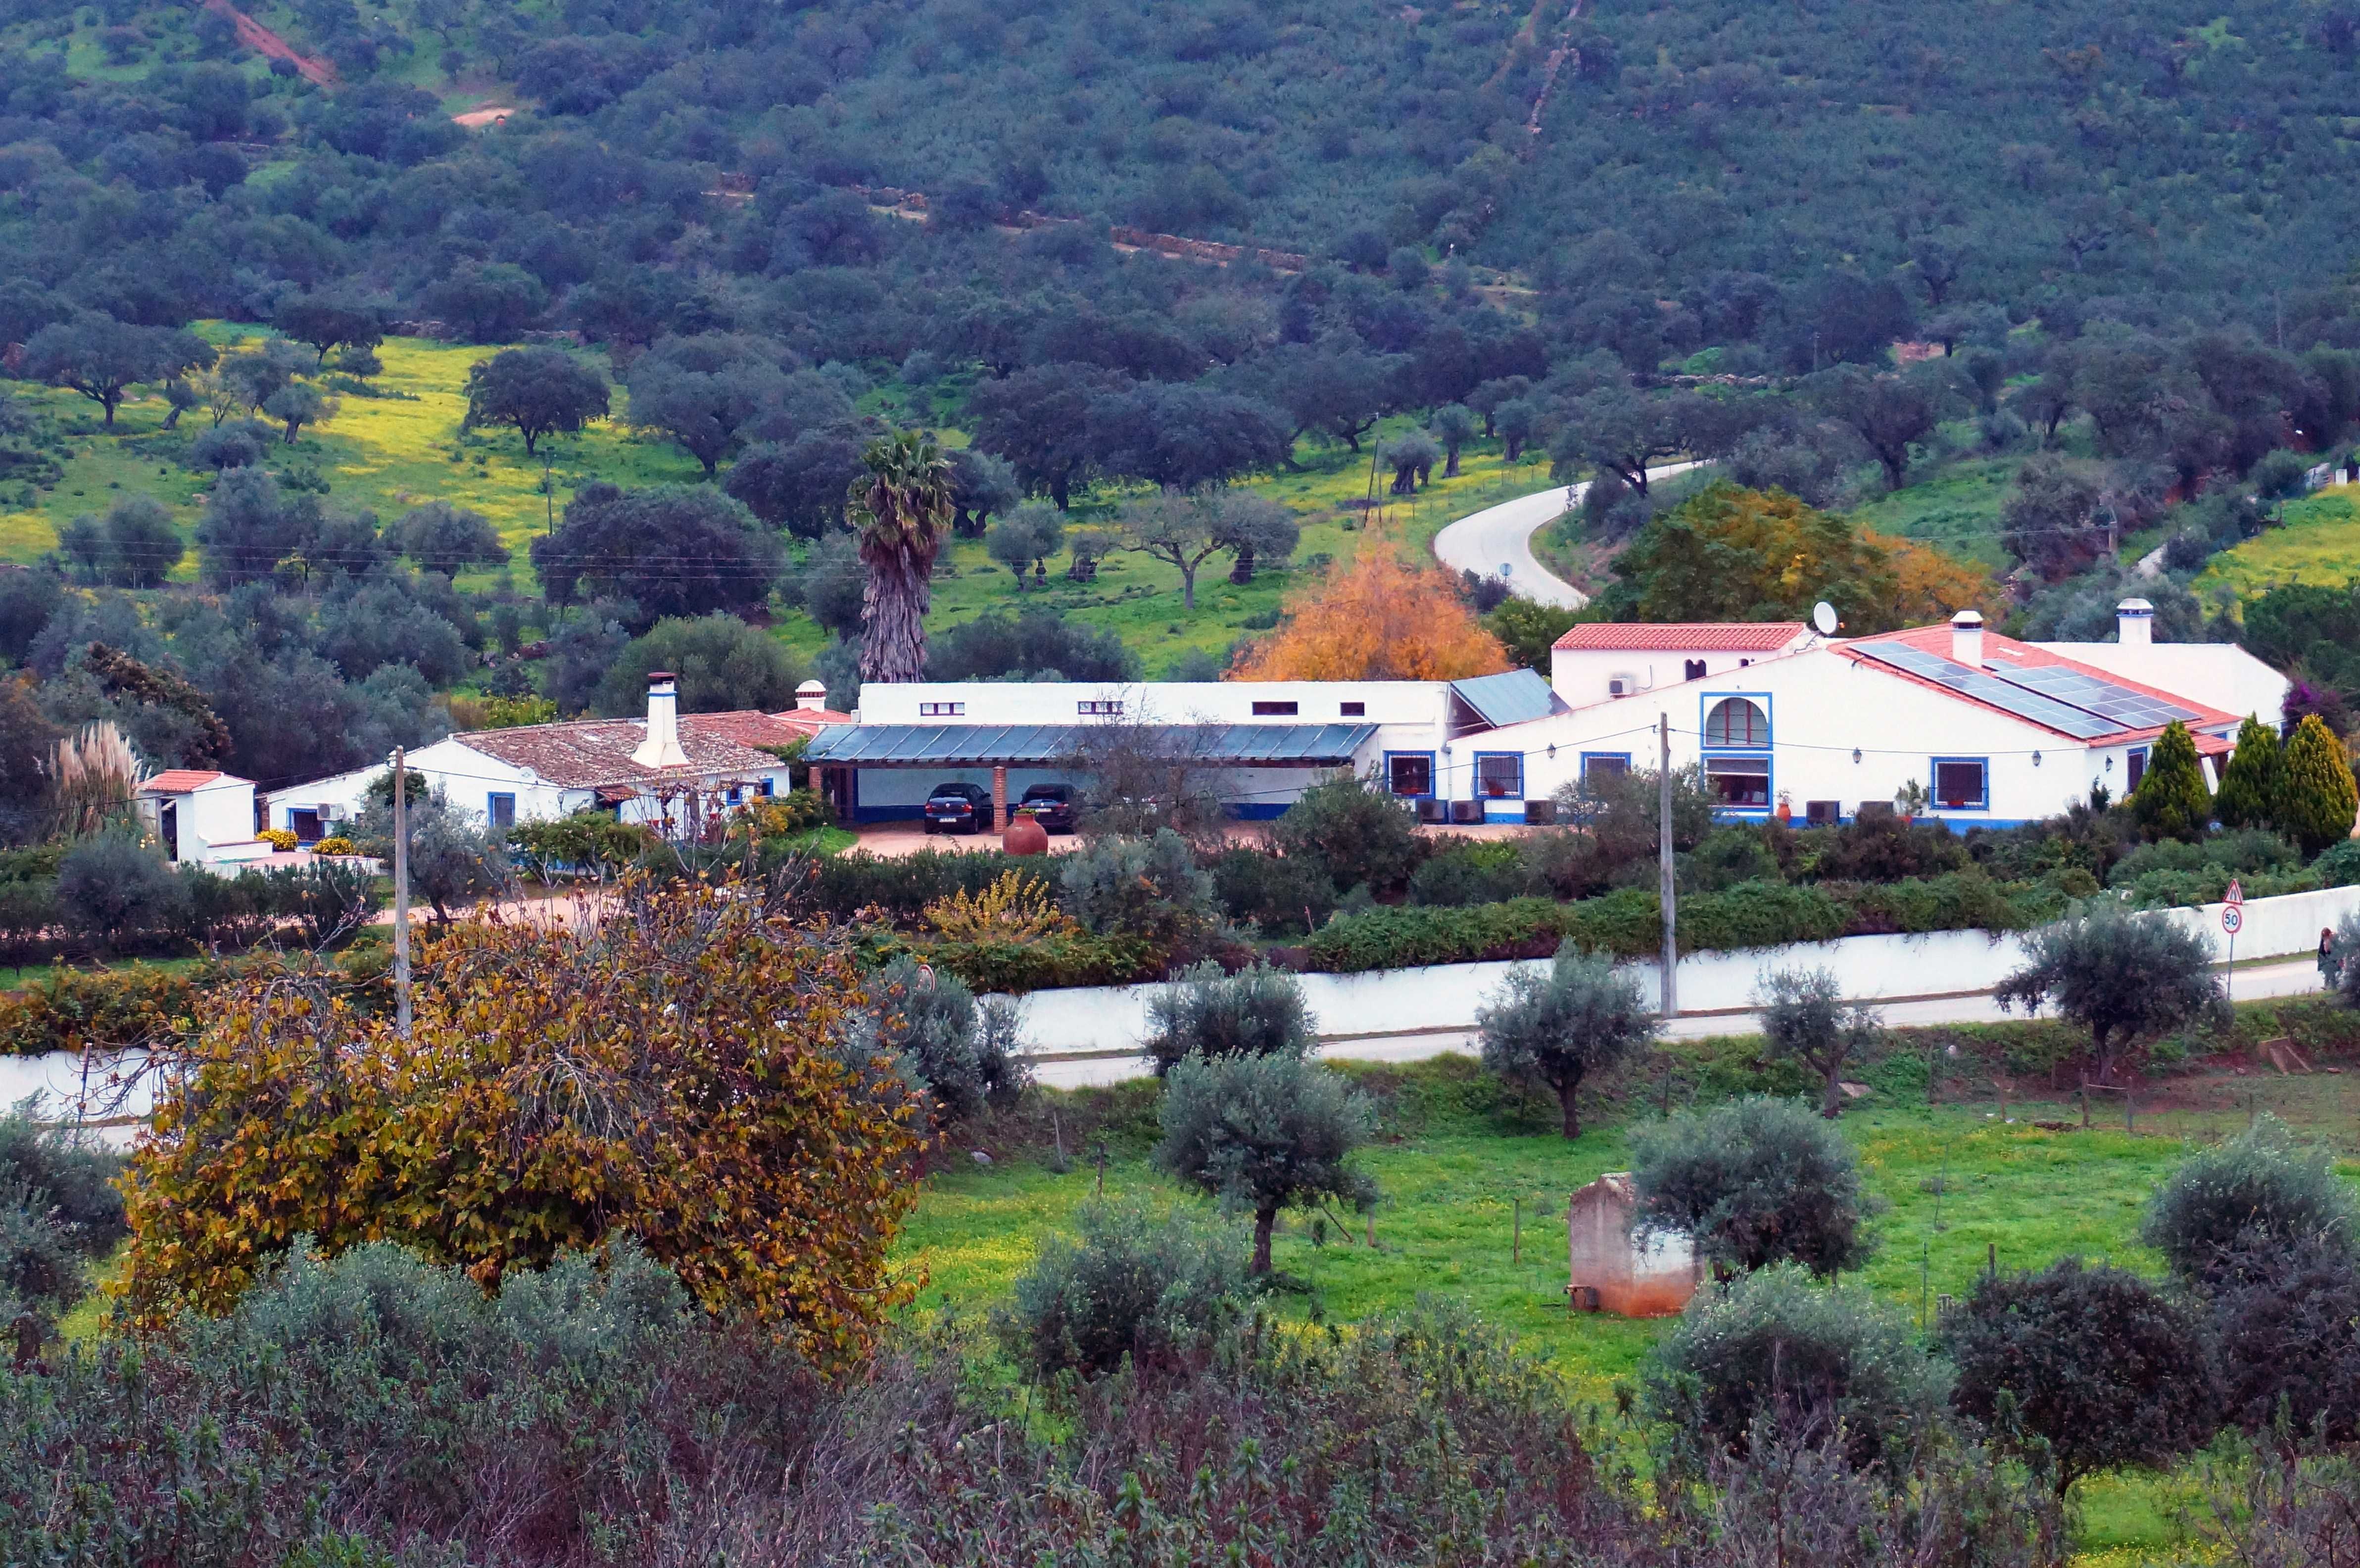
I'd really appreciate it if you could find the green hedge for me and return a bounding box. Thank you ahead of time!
[0,947,392,1058]
[1300,876,2053,975]
[808,848,1041,925]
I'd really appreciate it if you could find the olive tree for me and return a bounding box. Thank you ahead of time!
[1756,967,1882,1119]
[866,954,1029,1124]
[1630,1096,1875,1278]
[2140,1114,2360,1283]
[1144,960,1314,1074]
[1994,899,2227,1084]
[1944,1258,2220,1498]
[1155,1050,1377,1276]
[1476,940,1658,1138]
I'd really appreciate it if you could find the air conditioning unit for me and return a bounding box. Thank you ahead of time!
[1608,675,1631,697]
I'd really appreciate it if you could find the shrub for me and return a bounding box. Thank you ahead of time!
[1994,898,2226,1083]
[1804,814,1970,882]
[121,875,925,1365]
[1059,829,1215,949]
[311,835,357,857]
[1944,1257,2220,1497]
[183,419,269,472]
[1756,966,1882,1118]
[55,834,189,953]
[1630,1096,1876,1277]
[275,859,386,946]
[996,1200,1248,1379]
[1408,839,1528,906]
[2208,1238,2360,1442]
[509,811,659,878]
[1644,1263,1950,1470]
[920,930,1167,993]
[1269,775,1423,894]
[2212,716,2283,831]
[1156,1050,1377,1276]
[1207,846,1336,936]
[2108,828,2301,885]
[807,847,1031,924]
[2279,713,2359,855]
[1475,940,1658,1137]
[2315,838,2360,888]
[1143,960,1314,1074]
[867,953,1028,1122]
[736,787,830,837]
[2140,1114,2360,1283]
[259,827,297,852]
[0,1108,124,1331]
[919,869,1074,942]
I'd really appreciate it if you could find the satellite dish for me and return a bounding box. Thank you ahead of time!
[1812,601,1838,636]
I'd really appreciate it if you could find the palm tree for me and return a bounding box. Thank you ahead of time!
[847,429,955,683]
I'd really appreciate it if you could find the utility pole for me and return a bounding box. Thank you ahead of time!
[390,747,411,1039]
[1658,713,1678,1017]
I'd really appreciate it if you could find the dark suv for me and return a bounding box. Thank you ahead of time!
[1016,783,1078,834]
[922,781,993,834]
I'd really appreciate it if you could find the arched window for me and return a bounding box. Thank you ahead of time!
[1704,697,1769,748]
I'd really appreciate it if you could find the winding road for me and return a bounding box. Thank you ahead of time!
[1431,462,1701,609]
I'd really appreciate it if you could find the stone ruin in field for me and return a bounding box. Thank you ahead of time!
[1567,1173,1699,1318]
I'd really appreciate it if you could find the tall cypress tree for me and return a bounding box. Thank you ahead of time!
[2277,713,2359,856]
[2130,720,2212,843]
[2212,714,2282,831]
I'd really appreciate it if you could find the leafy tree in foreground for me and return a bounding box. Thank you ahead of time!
[1156,1049,1377,1276]
[1944,1258,2220,1498]
[120,875,925,1365]
[2140,1113,2360,1283]
[351,790,513,924]
[865,953,1028,1124]
[1477,940,1658,1138]
[1994,899,2225,1083]
[847,428,953,683]
[1269,774,1424,895]
[1232,529,1508,680]
[1756,966,1882,1119]
[1629,1095,1875,1278]
[1644,1263,1949,1470]
[1118,490,1299,611]
[20,314,213,429]
[461,346,610,456]
[2129,720,2212,843]
[532,483,783,629]
[2278,713,2358,855]
[2207,1237,2360,1443]
[2210,715,2281,832]
[589,614,804,718]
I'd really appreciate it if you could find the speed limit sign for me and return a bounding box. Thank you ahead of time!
[2221,904,2244,936]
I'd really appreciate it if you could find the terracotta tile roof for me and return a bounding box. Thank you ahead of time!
[141,769,242,793]
[455,712,797,790]
[1837,626,2244,748]
[1552,622,1808,653]
[768,706,853,736]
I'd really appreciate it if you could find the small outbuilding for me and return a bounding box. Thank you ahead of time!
[1567,1173,1699,1318]
[135,770,269,866]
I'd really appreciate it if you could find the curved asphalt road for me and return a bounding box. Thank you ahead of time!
[1431,463,1702,609]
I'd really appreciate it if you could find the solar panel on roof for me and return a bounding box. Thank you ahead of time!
[1855,645,2122,739]
[1995,665,2200,728]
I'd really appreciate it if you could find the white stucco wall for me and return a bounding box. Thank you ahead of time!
[854,679,1454,728]
[1548,643,1802,709]
[2033,642,2288,731]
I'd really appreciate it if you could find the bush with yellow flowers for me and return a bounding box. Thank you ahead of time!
[119,874,924,1367]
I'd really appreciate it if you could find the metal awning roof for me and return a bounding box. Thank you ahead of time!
[802,722,1380,768]
[1449,669,1563,728]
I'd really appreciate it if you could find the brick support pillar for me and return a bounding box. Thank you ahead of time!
[992,765,1008,831]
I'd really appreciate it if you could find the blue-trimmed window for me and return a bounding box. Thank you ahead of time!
[758,778,775,797]
[1704,757,1771,809]
[1580,752,1631,780]
[2127,746,2149,792]
[1474,753,1523,799]
[1385,751,1435,798]
[487,792,516,831]
[1703,696,1771,748]
[1931,758,1989,811]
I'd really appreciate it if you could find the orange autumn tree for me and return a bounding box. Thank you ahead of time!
[1232,528,1512,680]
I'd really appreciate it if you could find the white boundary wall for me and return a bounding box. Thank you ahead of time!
[1018,884,2360,1057]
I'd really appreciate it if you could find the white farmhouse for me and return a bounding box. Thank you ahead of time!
[266,675,811,840]
[1548,621,1814,707]
[134,770,269,866]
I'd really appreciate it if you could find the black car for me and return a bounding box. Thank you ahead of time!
[1016,783,1079,834]
[922,781,993,834]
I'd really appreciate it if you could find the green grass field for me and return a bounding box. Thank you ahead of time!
[894,1041,2360,1563]
[2197,483,2360,605]
[1850,454,2020,572]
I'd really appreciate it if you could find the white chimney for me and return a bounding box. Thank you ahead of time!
[1949,609,1984,668]
[794,678,828,713]
[630,671,689,769]
[2117,598,2154,648]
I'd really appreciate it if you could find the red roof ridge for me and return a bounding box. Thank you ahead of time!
[141,769,242,793]
[1552,621,1807,653]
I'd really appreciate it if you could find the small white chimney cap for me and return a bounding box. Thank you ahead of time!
[795,679,828,712]
[1950,609,1984,626]
[2117,598,2154,615]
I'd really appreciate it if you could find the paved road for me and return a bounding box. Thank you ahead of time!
[1029,954,2328,1089]
[1430,463,1702,610]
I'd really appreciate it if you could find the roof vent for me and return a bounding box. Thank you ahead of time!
[794,678,829,713]
[2117,598,2154,649]
[630,671,689,769]
[1950,609,1984,668]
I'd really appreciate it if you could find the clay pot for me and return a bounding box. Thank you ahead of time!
[1002,810,1049,856]
[1774,801,1792,825]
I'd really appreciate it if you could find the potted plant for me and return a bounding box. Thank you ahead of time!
[1893,779,1930,824]
[1774,789,1793,825]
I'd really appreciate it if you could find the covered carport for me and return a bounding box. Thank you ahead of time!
[799,721,1380,825]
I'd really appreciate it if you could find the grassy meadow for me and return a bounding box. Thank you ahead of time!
[2197,482,2360,604]
[894,1029,2360,1562]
